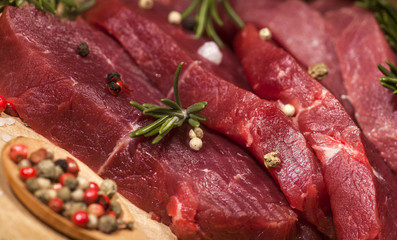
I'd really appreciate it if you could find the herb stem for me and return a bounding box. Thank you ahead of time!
[173,62,184,107]
[221,0,245,29]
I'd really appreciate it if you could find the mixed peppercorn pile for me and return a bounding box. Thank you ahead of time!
[9,144,134,233]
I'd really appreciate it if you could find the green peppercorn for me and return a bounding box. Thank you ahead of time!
[182,16,197,31]
[100,179,117,198]
[63,202,87,219]
[110,200,122,218]
[36,177,51,189]
[37,160,56,179]
[53,165,64,181]
[26,178,40,193]
[77,42,89,57]
[18,159,31,170]
[71,189,84,202]
[34,189,56,204]
[64,177,78,190]
[98,215,118,233]
[57,186,71,202]
[126,221,134,230]
[77,176,89,190]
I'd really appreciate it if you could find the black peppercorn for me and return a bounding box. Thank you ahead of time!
[107,72,121,82]
[54,159,68,172]
[107,81,122,95]
[77,42,89,57]
[182,17,197,31]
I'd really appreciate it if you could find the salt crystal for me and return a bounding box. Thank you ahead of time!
[1,134,12,142]
[0,118,5,127]
[5,117,15,125]
[197,41,223,65]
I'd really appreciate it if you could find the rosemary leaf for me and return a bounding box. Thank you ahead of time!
[130,115,169,137]
[130,62,207,144]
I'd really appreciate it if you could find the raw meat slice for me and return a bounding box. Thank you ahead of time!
[84,0,250,94]
[177,62,334,238]
[84,0,334,235]
[326,6,397,173]
[364,138,397,240]
[0,5,298,239]
[226,0,354,116]
[309,0,354,13]
[101,126,298,240]
[234,24,380,239]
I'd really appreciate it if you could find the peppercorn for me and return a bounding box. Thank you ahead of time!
[46,148,54,160]
[87,203,105,217]
[52,183,62,192]
[182,17,197,31]
[54,159,68,172]
[63,202,87,219]
[77,42,89,57]
[48,197,64,213]
[107,81,122,95]
[193,127,204,139]
[26,178,40,193]
[57,186,71,202]
[308,62,328,80]
[36,177,51,189]
[59,173,75,186]
[71,189,84,202]
[4,101,18,117]
[83,188,99,204]
[66,157,79,175]
[9,144,28,163]
[107,72,121,82]
[126,222,134,230]
[263,151,281,169]
[34,189,56,204]
[168,11,182,25]
[138,0,153,10]
[88,182,100,192]
[0,96,6,113]
[77,176,89,190]
[20,167,37,180]
[64,176,78,190]
[72,210,89,227]
[37,160,56,179]
[100,179,117,198]
[110,200,122,218]
[87,214,98,229]
[189,137,202,151]
[17,159,31,169]
[97,194,110,210]
[98,215,118,233]
[29,148,48,164]
[53,165,64,181]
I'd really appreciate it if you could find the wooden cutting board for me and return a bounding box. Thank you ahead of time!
[0,113,176,240]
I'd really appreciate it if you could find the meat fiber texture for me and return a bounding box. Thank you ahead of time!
[234,24,380,239]
[326,6,397,174]
[0,5,299,239]
[84,0,334,237]
[225,0,354,117]
[364,137,397,240]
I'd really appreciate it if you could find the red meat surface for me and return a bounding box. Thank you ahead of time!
[234,24,380,239]
[225,0,354,116]
[85,0,250,94]
[0,5,298,239]
[326,6,397,173]
[84,0,334,235]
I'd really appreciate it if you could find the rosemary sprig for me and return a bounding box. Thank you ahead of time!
[181,0,245,47]
[0,0,96,19]
[357,0,397,52]
[130,62,207,144]
[378,61,397,94]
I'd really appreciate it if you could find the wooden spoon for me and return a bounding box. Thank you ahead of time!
[1,137,149,240]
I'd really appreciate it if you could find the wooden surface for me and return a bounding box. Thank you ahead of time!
[0,113,176,240]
